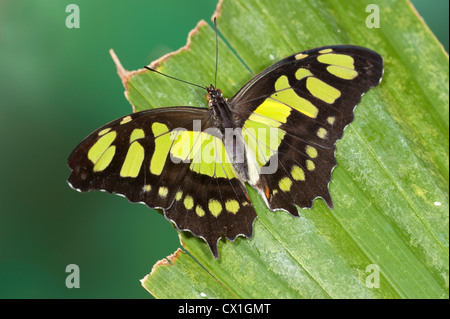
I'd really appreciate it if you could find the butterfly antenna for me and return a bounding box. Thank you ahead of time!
[144,66,206,91]
[214,17,219,89]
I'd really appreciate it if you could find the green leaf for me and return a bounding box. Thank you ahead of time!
[112,0,448,298]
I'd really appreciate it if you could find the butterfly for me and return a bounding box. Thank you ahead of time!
[68,38,383,258]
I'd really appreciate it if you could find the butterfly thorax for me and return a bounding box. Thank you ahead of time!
[206,85,235,132]
[205,85,251,182]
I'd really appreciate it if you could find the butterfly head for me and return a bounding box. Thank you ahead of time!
[206,85,228,108]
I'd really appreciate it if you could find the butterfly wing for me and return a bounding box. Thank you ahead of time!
[68,107,255,257]
[230,45,383,214]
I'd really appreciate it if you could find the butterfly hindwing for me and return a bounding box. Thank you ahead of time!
[253,130,337,213]
[68,107,256,257]
[167,165,254,257]
[231,45,383,214]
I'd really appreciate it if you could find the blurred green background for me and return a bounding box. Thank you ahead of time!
[0,0,448,298]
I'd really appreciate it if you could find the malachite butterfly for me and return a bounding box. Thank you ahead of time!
[68,21,383,258]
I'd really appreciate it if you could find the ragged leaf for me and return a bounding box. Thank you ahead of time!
[114,0,448,298]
